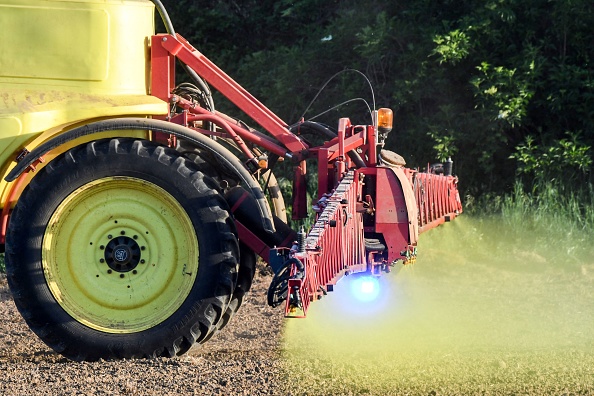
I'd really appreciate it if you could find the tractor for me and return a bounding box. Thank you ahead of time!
[0,0,462,361]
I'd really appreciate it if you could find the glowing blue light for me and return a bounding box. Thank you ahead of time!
[350,276,381,302]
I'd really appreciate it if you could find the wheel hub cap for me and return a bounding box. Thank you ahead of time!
[105,236,140,272]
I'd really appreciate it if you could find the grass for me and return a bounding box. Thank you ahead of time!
[471,181,594,261]
[281,182,594,395]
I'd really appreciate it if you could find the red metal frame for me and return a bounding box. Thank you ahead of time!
[361,167,417,263]
[148,32,463,317]
[404,169,462,233]
[153,34,308,154]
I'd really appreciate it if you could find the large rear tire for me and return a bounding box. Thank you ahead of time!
[200,242,256,343]
[5,138,238,361]
[177,144,259,341]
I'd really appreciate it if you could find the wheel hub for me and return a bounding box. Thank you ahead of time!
[105,236,141,273]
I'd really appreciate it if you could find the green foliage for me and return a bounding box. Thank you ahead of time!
[464,179,594,268]
[504,181,593,249]
[427,131,458,162]
[510,132,592,185]
[431,29,470,65]
[471,62,534,128]
[161,0,594,197]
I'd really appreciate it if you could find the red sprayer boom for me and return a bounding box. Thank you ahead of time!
[149,33,462,317]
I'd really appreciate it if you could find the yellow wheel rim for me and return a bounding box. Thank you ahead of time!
[42,176,199,333]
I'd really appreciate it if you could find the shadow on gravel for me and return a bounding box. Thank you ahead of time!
[283,216,594,395]
[0,267,286,395]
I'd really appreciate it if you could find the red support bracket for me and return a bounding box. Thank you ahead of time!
[150,35,175,104]
[156,34,308,154]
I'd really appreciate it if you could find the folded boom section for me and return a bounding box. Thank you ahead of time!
[283,167,462,317]
[286,171,366,317]
[406,169,463,233]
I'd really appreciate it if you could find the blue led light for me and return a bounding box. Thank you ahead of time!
[350,276,381,302]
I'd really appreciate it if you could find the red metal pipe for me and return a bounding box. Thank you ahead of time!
[186,105,289,158]
[185,113,256,162]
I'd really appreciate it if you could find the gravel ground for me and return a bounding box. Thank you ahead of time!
[0,265,288,396]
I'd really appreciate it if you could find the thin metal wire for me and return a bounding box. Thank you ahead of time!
[307,98,373,123]
[298,69,376,124]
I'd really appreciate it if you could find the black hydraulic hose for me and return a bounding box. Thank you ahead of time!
[290,120,334,139]
[150,0,175,36]
[149,0,215,113]
[183,67,215,112]
[5,118,275,233]
[285,257,305,274]
[290,121,366,168]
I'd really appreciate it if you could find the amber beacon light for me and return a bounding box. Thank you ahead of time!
[377,108,393,134]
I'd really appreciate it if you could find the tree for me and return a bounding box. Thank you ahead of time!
[160,0,593,196]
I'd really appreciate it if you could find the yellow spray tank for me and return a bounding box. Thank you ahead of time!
[0,0,167,199]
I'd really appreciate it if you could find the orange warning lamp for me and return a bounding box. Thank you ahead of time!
[377,108,393,134]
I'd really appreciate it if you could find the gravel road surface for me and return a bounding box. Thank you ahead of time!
[0,265,288,396]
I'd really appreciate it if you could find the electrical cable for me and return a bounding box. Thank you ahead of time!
[298,69,376,124]
[299,97,373,125]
